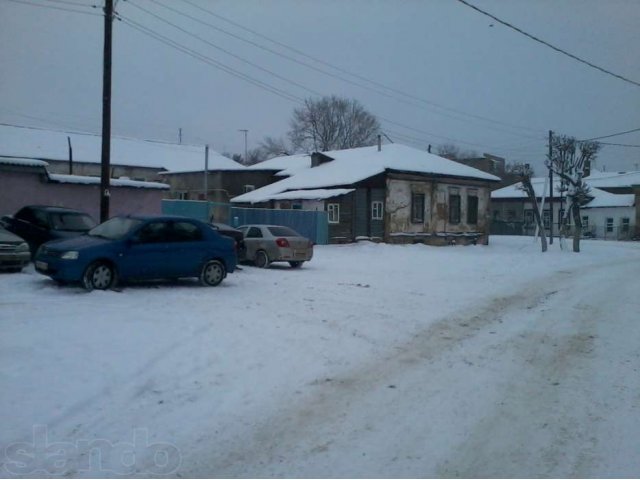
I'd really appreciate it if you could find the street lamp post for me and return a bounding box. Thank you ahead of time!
[238,129,248,164]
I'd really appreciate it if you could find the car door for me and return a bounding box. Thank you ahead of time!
[121,220,172,279]
[243,226,264,260]
[166,221,206,277]
[12,207,50,254]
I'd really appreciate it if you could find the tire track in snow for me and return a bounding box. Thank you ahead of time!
[190,259,635,477]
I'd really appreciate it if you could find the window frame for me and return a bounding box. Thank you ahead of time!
[327,203,340,224]
[466,192,478,225]
[606,217,614,233]
[449,188,461,224]
[411,193,425,224]
[371,201,383,221]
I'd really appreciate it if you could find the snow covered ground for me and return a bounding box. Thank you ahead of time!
[1,236,639,478]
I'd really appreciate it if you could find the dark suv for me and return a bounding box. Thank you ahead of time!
[1,206,96,257]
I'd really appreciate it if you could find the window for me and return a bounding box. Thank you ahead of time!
[246,227,263,238]
[507,210,516,222]
[543,210,550,228]
[174,191,188,200]
[243,184,255,193]
[449,188,461,224]
[582,216,589,230]
[371,201,383,220]
[622,218,630,233]
[292,203,302,210]
[136,222,171,243]
[171,222,203,242]
[327,203,340,224]
[467,192,478,225]
[411,193,425,223]
[493,210,500,221]
[524,209,534,225]
[606,218,614,233]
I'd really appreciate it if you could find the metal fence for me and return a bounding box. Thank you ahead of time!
[161,199,329,245]
[491,220,635,240]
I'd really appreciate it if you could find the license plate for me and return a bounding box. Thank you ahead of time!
[35,261,48,270]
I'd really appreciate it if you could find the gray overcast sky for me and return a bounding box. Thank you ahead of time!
[1,0,639,173]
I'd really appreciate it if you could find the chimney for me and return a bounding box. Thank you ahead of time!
[428,144,432,153]
[377,134,381,152]
[583,159,591,178]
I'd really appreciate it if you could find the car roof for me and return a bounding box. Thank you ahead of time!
[22,205,91,214]
[115,214,205,223]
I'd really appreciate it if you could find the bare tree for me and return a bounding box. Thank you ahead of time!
[436,143,461,160]
[513,163,547,252]
[288,96,380,152]
[545,135,600,253]
[259,136,290,159]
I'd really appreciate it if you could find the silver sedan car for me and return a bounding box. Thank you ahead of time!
[237,224,313,268]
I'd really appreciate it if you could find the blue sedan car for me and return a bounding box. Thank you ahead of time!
[35,215,237,290]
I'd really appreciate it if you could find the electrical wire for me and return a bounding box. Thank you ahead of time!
[456,0,640,88]
[4,0,101,16]
[145,0,544,139]
[114,13,305,104]
[41,0,99,8]
[124,0,324,98]
[582,127,640,141]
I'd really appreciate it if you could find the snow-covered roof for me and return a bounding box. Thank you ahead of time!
[233,144,499,204]
[582,189,635,208]
[491,177,558,199]
[491,177,634,208]
[267,189,355,201]
[48,173,170,190]
[0,124,244,173]
[0,155,49,167]
[584,168,640,189]
[247,153,312,176]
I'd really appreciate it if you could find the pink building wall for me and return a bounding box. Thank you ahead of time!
[0,170,167,220]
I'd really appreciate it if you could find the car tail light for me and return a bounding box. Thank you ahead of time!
[276,238,290,248]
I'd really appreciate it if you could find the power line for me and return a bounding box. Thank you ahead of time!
[598,142,640,148]
[146,0,544,139]
[582,127,640,141]
[456,0,640,88]
[124,0,324,98]
[41,0,99,8]
[114,13,305,104]
[5,0,102,16]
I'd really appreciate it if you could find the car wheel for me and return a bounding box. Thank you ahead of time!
[82,261,116,291]
[254,250,270,268]
[200,260,225,286]
[289,261,304,268]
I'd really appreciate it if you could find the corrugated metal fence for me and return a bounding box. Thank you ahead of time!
[162,200,329,245]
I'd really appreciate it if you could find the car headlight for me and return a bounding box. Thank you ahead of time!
[61,251,79,260]
[16,242,29,253]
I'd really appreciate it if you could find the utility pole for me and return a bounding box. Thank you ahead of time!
[238,129,248,164]
[67,136,73,175]
[100,0,114,223]
[179,128,182,144]
[548,130,554,245]
[204,144,209,201]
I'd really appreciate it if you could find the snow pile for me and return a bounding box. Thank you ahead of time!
[48,173,170,190]
[0,156,48,167]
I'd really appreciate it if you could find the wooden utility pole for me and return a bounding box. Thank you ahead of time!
[238,129,248,164]
[548,130,553,245]
[204,144,209,200]
[67,136,73,175]
[100,0,114,223]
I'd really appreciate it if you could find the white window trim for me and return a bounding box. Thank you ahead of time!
[371,201,383,220]
[327,203,340,224]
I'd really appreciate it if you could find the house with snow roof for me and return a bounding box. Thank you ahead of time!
[491,175,637,239]
[0,156,169,220]
[231,143,501,245]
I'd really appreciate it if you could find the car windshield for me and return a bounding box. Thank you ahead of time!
[49,213,96,231]
[268,226,299,237]
[88,217,143,240]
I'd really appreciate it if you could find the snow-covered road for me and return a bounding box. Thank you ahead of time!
[1,237,639,477]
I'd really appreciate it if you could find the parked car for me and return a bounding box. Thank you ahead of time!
[210,222,245,257]
[35,215,237,290]
[1,205,96,257]
[237,224,313,268]
[0,227,31,272]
